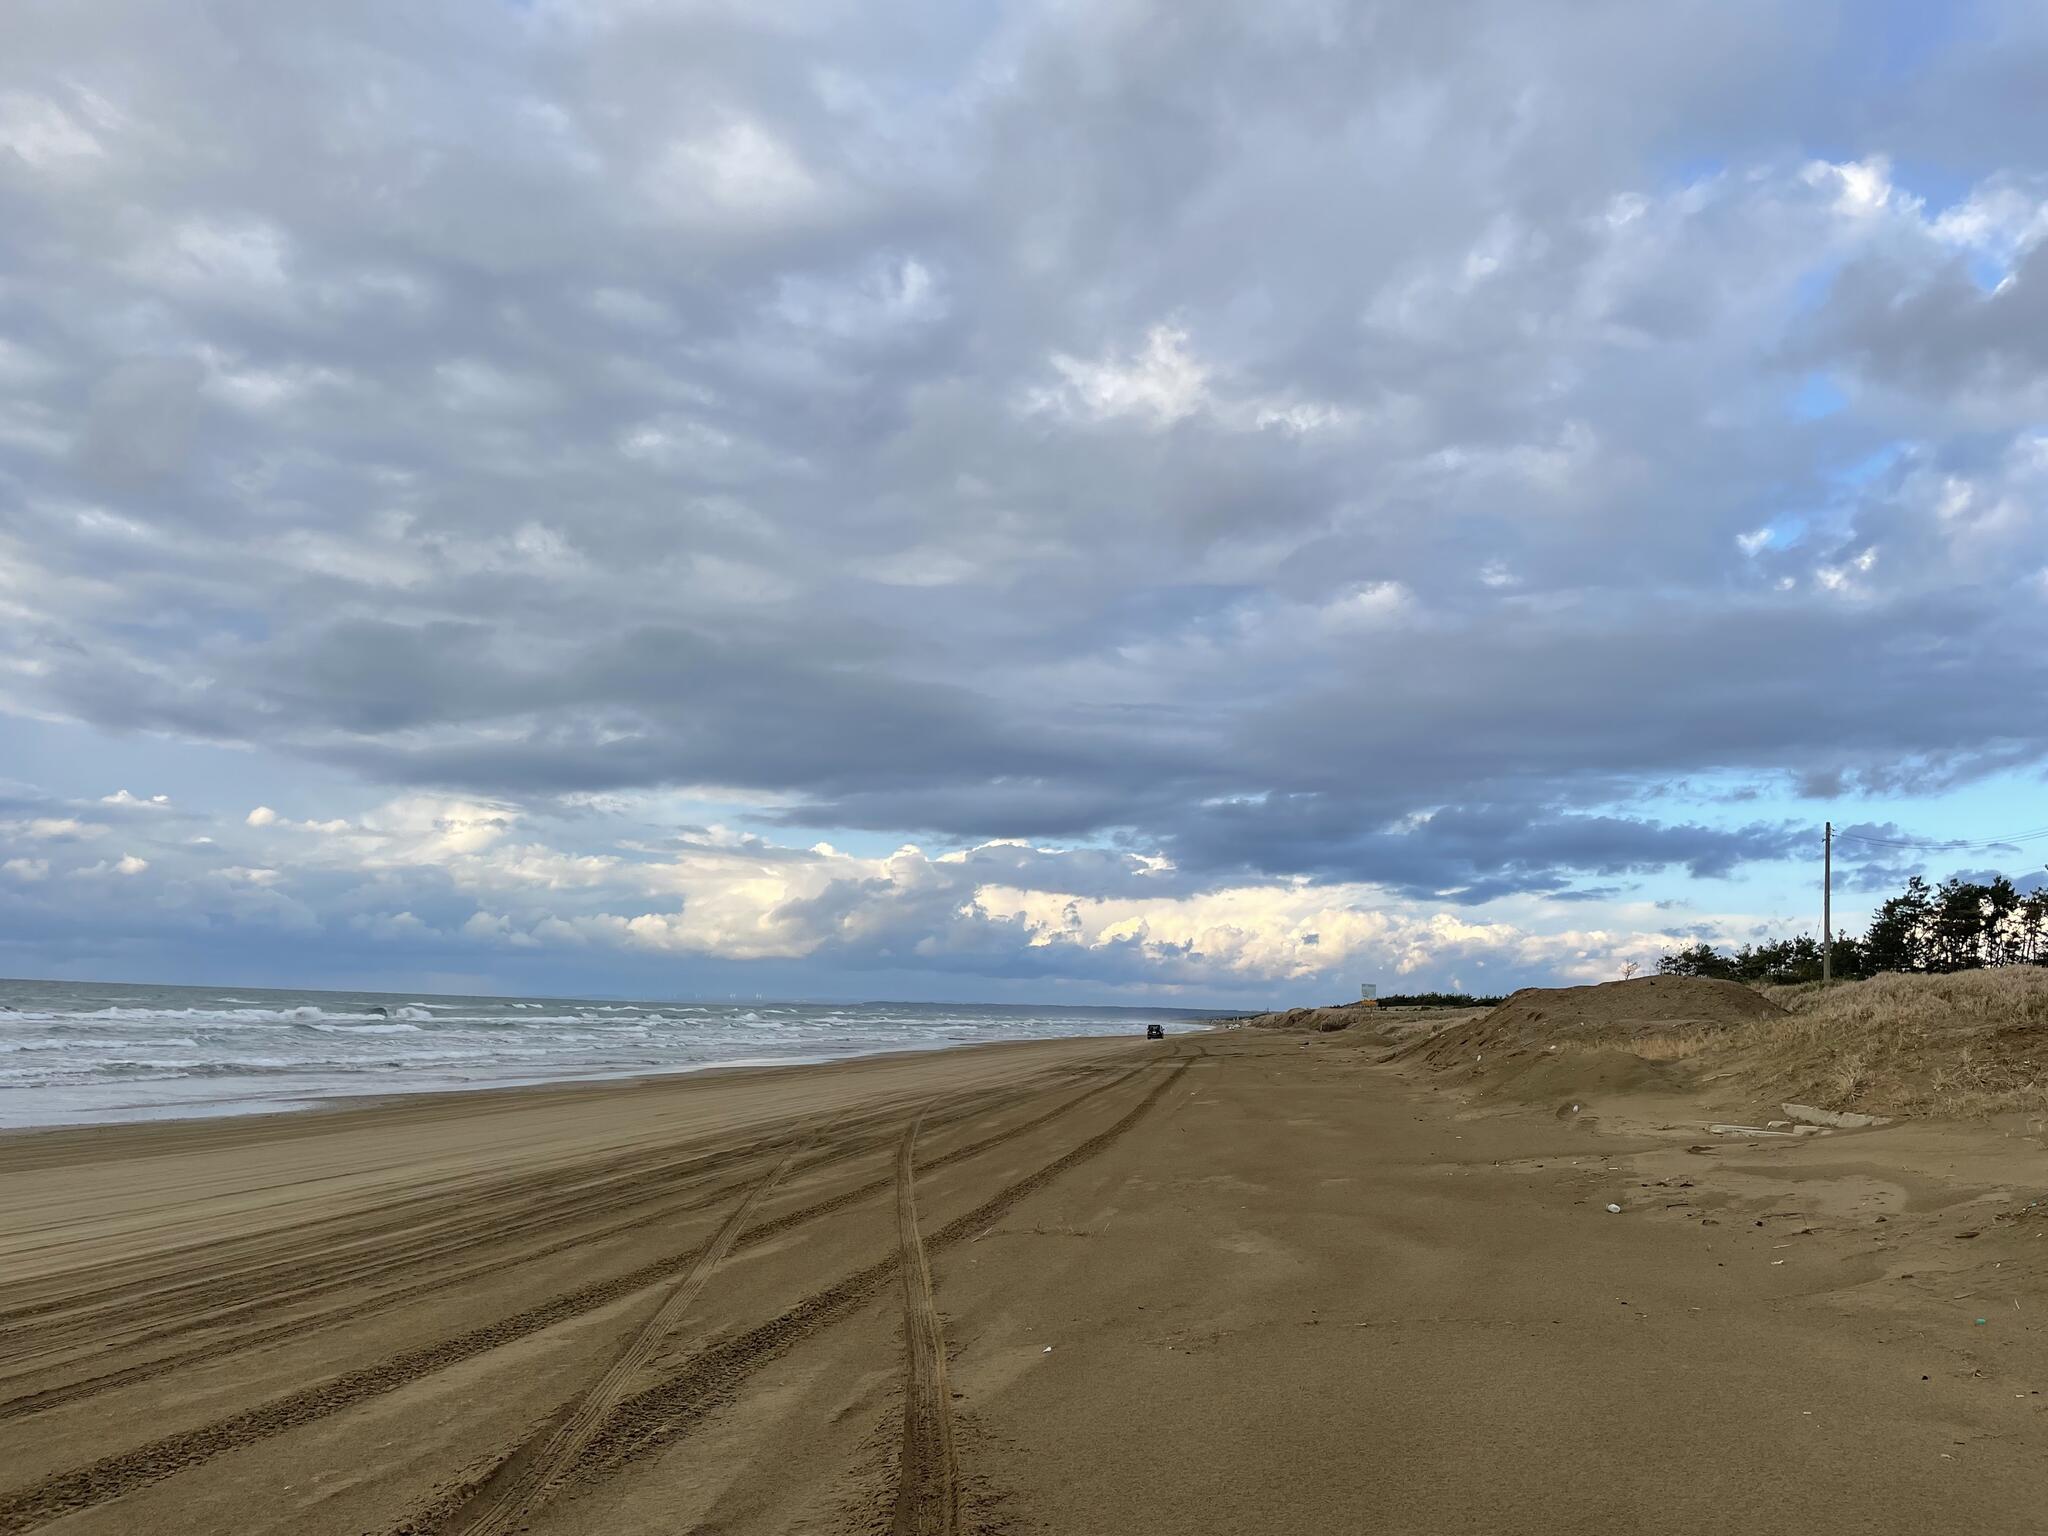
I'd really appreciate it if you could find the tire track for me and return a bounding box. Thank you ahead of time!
[891,1116,957,1536]
[0,1069,1116,1422]
[0,1133,777,1328]
[0,1070,1037,1333]
[0,1062,1166,1534]
[1,1089,934,1339]
[735,1059,1145,1252]
[0,1182,764,1426]
[0,1129,809,1352]
[537,1058,1191,1490]
[445,1144,804,1536]
[0,1134,796,1365]
[0,1134,821,1421]
[5,1061,1100,1341]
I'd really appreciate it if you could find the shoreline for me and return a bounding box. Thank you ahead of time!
[0,1029,1176,1168]
[0,1036,1171,1187]
[0,978,1235,1136]
[0,1012,1218,1136]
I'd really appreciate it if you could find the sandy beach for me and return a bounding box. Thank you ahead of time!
[2,1026,2044,1534]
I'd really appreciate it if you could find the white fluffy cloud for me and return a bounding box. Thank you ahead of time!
[183,795,1688,986]
[101,789,169,807]
[1032,325,1214,427]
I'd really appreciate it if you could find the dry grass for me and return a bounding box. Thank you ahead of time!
[1699,970,2048,1117]
[1400,970,2048,1119]
[1752,980,1827,1011]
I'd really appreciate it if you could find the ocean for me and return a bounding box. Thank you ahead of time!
[0,978,1219,1129]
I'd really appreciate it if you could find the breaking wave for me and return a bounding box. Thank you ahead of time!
[0,981,1212,1127]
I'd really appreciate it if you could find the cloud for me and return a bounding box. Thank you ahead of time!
[2,817,103,841]
[642,118,825,229]
[350,910,433,941]
[3,3,2048,995]
[101,789,170,807]
[0,87,113,171]
[70,853,148,878]
[1031,325,1213,427]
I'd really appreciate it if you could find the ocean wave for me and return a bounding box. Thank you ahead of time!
[76,1058,320,1078]
[75,1005,402,1026]
[0,1035,201,1052]
[1,989,1214,1127]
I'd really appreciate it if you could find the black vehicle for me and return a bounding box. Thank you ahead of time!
[1145,1022,1166,1040]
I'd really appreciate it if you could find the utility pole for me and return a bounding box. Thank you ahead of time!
[1822,820,1832,986]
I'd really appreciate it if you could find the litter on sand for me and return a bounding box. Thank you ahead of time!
[1606,1203,1622,1213]
[1706,1123,1826,1138]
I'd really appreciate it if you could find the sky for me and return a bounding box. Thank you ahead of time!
[4,1,2048,1008]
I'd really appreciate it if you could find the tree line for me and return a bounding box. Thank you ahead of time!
[1658,874,2048,985]
[1378,991,1509,1008]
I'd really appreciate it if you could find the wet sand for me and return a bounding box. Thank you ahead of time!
[1,1028,2043,1534]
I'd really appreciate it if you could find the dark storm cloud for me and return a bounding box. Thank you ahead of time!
[1795,224,2048,416]
[4,0,2048,930]
[1162,796,1804,904]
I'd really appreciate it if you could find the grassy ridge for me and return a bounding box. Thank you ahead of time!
[1605,969,2048,1117]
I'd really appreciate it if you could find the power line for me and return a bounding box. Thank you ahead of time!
[1833,824,2048,854]
[1818,818,2048,990]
